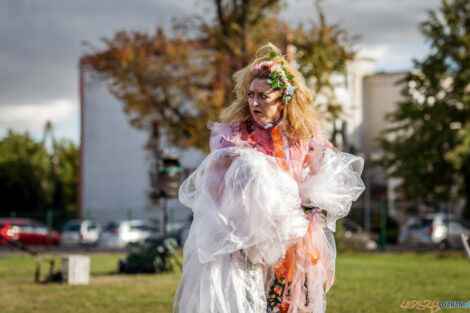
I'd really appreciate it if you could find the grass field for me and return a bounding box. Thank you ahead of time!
[0,251,468,313]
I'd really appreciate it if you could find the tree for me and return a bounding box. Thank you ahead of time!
[294,0,357,123]
[0,129,79,219]
[0,130,51,214]
[377,0,470,218]
[55,139,79,214]
[84,0,355,153]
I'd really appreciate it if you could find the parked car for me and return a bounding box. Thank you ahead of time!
[144,226,189,247]
[60,220,102,246]
[398,213,470,249]
[0,218,60,246]
[98,220,161,249]
[179,224,191,247]
[342,219,379,251]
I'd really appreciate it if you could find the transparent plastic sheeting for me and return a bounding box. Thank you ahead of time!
[174,147,365,313]
[300,148,365,232]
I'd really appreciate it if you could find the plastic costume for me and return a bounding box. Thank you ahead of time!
[173,117,365,313]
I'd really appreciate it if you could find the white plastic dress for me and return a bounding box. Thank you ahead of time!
[173,121,365,313]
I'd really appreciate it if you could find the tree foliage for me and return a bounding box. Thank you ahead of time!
[294,0,357,122]
[0,130,78,217]
[377,0,470,217]
[0,131,51,214]
[84,0,355,153]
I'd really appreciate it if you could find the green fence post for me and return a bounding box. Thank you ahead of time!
[46,210,53,229]
[10,211,16,218]
[127,208,132,221]
[379,198,388,250]
[46,209,53,248]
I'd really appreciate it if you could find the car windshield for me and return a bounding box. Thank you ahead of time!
[458,219,470,229]
[130,224,159,232]
[421,218,433,227]
[343,221,359,232]
[64,223,81,232]
[104,223,119,232]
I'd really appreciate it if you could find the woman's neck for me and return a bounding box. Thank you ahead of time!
[251,116,283,129]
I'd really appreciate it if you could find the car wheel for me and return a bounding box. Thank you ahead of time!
[438,240,449,250]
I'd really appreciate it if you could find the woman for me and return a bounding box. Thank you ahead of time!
[173,43,365,313]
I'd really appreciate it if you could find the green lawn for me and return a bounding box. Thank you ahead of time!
[0,251,468,313]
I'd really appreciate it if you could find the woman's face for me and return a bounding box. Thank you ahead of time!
[248,78,283,124]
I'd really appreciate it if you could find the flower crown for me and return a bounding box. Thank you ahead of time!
[250,47,297,102]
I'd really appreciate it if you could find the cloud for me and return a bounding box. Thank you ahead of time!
[0,0,444,141]
[358,42,432,72]
[0,0,206,107]
[358,44,390,61]
[281,0,441,45]
[0,98,76,134]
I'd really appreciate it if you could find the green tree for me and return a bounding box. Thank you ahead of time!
[0,130,79,219]
[0,130,51,214]
[55,139,79,214]
[378,0,470,218]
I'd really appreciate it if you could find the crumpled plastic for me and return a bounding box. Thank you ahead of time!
[300,147,365,232]
[175,147,309,313]
[178,147,309,265]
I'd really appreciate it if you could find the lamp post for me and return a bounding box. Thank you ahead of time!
[149,150,182,236]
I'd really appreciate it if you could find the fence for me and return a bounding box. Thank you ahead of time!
[8,209,76,230]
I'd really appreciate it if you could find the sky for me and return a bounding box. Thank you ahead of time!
[0,0,442,144]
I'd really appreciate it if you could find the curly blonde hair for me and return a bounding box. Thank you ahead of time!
[220,43,321,143]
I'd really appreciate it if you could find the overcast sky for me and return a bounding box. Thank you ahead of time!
[0,0,441,143]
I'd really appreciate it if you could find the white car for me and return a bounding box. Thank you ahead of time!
[98,220,161,249]
[61,220,102,246]
[398,214,470,249]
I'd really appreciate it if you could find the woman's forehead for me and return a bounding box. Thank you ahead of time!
[249,78,277,93]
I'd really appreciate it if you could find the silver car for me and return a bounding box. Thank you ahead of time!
[98,220,161,249]
[60,220,102,246]
[398,213,470,249]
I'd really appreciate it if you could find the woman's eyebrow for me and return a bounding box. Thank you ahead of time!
[248,90,264,96]
[248,90,266,95]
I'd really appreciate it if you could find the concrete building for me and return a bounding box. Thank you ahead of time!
[79,57,205,224]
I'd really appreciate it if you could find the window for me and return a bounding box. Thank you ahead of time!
[64,223,81,232]
[130,224,159,232]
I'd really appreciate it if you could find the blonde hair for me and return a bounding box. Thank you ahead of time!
[220,43,321,144]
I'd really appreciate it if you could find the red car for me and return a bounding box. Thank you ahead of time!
[0,218,61,246]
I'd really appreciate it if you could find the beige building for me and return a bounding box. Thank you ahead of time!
[323,57,408,224]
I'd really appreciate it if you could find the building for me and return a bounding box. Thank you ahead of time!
[79,57,205,224]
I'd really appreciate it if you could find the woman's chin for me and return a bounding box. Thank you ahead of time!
[251,113,266,123]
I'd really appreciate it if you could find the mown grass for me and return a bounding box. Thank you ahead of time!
[0,251,468,313]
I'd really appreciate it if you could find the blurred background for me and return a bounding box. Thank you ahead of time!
[0,0,469,312]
